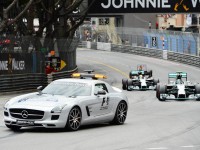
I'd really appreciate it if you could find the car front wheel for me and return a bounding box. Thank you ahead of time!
[157,85,167,101]
[122,79,128,90]
[65,107,82,131]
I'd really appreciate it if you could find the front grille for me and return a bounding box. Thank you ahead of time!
[9,108,44,120]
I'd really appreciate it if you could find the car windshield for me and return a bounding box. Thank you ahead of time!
[42,81,92,96]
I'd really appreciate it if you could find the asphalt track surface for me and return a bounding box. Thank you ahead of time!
[0,48,200,150]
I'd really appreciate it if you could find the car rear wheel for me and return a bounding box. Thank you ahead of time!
[6,125,21,131]
[153,79,159,85]
[65,107,82,131]
[149,70,153,77]
[112,101,128,125]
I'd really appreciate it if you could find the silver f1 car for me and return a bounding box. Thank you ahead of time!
[4,73,128,131]
[156,72,200,101]
[122,64,159,91]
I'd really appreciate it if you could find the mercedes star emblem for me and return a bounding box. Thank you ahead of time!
[21,110,28,118]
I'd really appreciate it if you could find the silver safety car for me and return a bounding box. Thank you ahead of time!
[4,73,128,131]
[156,72,200,101]
[122,64,159,91]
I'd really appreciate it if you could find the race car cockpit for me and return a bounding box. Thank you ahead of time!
[168,72,187,84]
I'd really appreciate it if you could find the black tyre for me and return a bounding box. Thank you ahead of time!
[195,84,200,101]
[195,84,200,94]
[127,80,133,91]
[112,101,128,125]
[156,84,160,99]
[157,85,167,101]
[153,79,159,85]
[122,79,128,90]
[149,70,153,77]
[129,72,132,79]
[127,80,132,86]
[6,125,21,131]
[65,107,82,131]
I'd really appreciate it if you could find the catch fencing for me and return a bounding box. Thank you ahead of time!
[81,27,200,56]
[114,28,200,56]
[82,41,200,68]
[0,35,79,93]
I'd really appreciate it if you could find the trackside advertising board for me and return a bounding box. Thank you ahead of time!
[88,0,200,13]
[0,53,32,74]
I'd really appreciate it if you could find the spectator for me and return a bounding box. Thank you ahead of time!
[156,22,159,29]
[149,21,152,29]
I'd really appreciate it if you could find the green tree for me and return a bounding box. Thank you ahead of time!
[0,0,95,71]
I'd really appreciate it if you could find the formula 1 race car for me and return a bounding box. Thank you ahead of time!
[156,72,200,101]
[122,64,159,91]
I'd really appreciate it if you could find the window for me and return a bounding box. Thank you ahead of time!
[42,82,92,96]
[94,83,108,94]
[99,18,109,25]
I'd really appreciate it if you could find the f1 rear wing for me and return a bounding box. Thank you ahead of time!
[130,70,145,75]
[168,72,187,80]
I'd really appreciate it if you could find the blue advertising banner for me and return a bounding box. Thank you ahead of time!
[89,0,200,13]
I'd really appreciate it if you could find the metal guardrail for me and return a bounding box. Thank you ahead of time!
[111,44,163,59]
[167,51,200,67]
[112,44,200,68]
[0,67,78,93]
[0,73,47,93]
[78,41,87,48]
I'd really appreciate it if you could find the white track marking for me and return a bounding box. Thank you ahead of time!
[181,145,195,148]
[146,148,168,150]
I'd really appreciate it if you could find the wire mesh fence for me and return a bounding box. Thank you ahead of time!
[0,34,79,74]
[78,27,200,56]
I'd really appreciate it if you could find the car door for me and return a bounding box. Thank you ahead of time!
[83,83,114,118]
[93,83,113,116]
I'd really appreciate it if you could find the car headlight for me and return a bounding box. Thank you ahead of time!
[3,103,9,111]
[51,104,67,113]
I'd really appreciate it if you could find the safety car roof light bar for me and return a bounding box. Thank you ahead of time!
[71,73,107,80]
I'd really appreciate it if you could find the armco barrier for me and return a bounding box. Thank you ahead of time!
[167,51,200,67]
[111,44,163,59]
[0,67,78,93]
[0,73,47,93]
[79,41,200,68]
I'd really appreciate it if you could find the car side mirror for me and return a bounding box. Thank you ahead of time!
[97,90,106,95]
[37,86,43,95]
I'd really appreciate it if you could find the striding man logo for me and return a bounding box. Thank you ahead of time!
[174,0,189,11]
